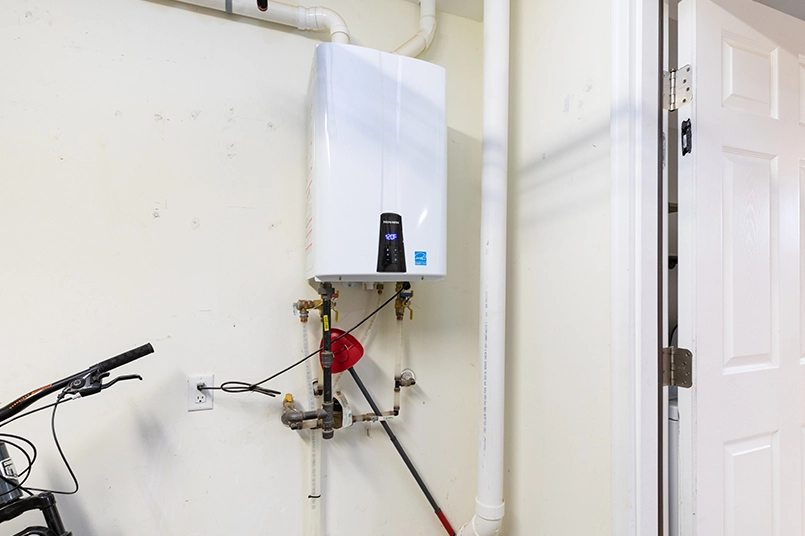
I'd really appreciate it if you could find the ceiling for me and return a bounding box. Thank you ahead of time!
[405,0,483,21]
[753,0,805,21]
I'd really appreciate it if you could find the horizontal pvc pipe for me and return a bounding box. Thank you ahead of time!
[173,0,350,44]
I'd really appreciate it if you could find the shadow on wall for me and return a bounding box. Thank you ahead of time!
[510,118,610,228]
[501,116,613,535]
[44,470,123,536]
[444,127,483,306]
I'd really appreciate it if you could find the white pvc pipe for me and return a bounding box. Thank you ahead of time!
[302,323,323,536]
[394,318,403,413]
[458,0,509,534]
[392,0,436,57]
[173,0,350,44]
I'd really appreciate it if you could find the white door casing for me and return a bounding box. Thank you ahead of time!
[611,0,662,532]
[677,0,805,534]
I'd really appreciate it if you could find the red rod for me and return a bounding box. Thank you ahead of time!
[436,510,457,536]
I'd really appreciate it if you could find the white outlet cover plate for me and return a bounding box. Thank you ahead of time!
[187,374,214,412]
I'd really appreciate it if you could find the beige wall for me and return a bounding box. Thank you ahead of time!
[0,0,619,533]
[0,1,483,534]
[505,0,613,533]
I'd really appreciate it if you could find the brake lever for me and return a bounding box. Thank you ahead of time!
[63,370,142,398]
[101,374,142,391]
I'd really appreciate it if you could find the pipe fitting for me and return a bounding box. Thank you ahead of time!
[294,294,338,322]
[395,283,414,320]
[310,7,350,44]
[355,411,395,423]
[269,2,350,43]
[392,0,437,57]
[399,368,417,387]
[169,0,351,44]
[281,394,327,429]
[460,499,505,535]
[458,514,503,536]
[295,300,317,322]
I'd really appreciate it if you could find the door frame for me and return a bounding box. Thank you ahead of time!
[610,0,664,533]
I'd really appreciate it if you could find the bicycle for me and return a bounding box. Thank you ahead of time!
[0,343,155,536]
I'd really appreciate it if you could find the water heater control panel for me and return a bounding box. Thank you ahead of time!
[377,213,406,273]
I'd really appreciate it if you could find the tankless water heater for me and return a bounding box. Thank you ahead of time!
[305,43,447,283]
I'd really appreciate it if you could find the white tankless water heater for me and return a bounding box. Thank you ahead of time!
[305,43,447,283]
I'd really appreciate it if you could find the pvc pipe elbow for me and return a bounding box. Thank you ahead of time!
[313,7,350,44]
[265,2,350,43]
[393,34,427,57]
[297,6,350,44]
[392,22,436,56]
[420,13,437,48]
[392,0,437,57]
[459,495,505,535]
[458,515,503,536]
[170,1,350,43]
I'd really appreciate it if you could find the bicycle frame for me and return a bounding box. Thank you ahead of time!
[0,343,154,536]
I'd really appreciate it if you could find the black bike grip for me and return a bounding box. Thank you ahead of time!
[94,343,154,374]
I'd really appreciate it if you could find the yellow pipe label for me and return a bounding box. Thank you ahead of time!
[323,315,330,332]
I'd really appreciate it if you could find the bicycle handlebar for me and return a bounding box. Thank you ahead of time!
[0,343,154,425]
[93,343,154,374]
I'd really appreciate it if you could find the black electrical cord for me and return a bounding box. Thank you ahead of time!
[206,283,410,397]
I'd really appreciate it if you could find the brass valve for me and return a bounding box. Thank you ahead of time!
[283,393,295,410]
[395,283,414,320]
[295,300,318,322]
[294,293,339,323]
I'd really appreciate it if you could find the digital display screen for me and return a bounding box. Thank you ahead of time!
[385,233,398,241]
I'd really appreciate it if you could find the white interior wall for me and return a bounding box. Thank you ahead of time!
[506,0,613,534]
[0,1,483,534]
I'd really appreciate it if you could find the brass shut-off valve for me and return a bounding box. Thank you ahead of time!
[394,283,414,320]
[294,293,339,323]
[283,393,295,410]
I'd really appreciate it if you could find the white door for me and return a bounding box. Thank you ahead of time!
[677,0,805,534]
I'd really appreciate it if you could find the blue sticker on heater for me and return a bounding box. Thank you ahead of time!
[414,251,427,266]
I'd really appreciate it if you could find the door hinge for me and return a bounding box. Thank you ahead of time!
[663,65,693,111]
[662,347,693,388]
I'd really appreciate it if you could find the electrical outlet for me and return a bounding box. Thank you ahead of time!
[188,374,214,412]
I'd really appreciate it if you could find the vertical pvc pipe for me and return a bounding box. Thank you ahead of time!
[394,317,404,414]
[303,323,323,536]
[460,0,509,534]
[362,294,384,341]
